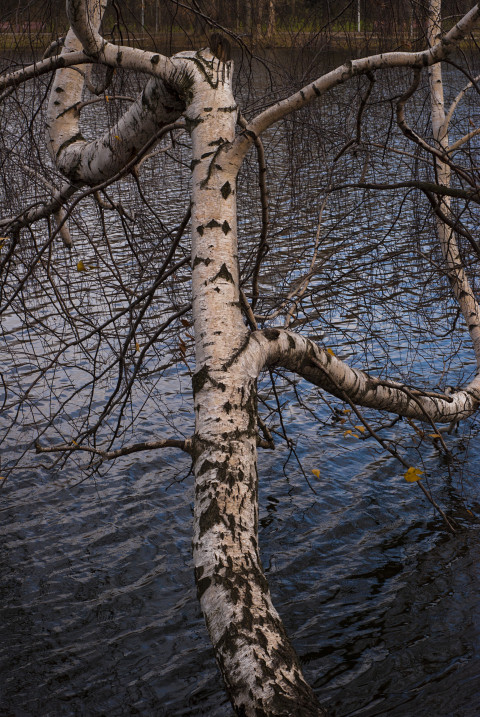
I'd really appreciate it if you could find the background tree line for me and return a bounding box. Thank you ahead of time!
[1,1,478,47]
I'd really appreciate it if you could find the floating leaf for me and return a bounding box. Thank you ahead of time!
[135,342,140,352]
[327,348,335,356]
[311,468,321,478]
[77,260,87,272]
[343,409,351,415]
[105,95,109,102]
[115,135,121,141]
[355,425,366,433]
[404,466,424,483]
[343,429,359,438]
[429,433,441,439]
[71,439,77,445]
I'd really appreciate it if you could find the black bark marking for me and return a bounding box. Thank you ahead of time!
[312,84,321,97]
[55,132,84,159]
[242,606,253,632]
[184,116,204,132]
[192,366,227,396]
[222,220,231,235]
[199,497,222,537]
[221,181,232,199]
[196,575,212,599]
[196,225,204,236]
[150,54,160,64]
[203,106,213,111]
[256,628,268,652]
[212,263,234,284]
[193,255,211,268]
[192,365,210,395]
[206,219,221,229]
[264,328,280,341]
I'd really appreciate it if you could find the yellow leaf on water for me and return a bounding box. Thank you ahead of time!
[327,348,335,356]
[71,439,77,445]
[77,260,87,272]
[343,430,359,438]
[311,469,321,478]
[105,95,109,102]
[115,135,121,141]
[404,466,424,483]
[429,433,441,439]
[355,425,366,433]
[135,342,140,352]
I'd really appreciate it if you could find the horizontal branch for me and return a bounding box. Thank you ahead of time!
[330,180,480,203]
[231,3,480,160]
[0,51,92,93]
[35,436,193,459]
[239,329,480,424]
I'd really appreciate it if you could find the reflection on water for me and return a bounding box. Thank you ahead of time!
[1,49,480,716]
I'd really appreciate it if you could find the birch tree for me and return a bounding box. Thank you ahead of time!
[1,0,480,714]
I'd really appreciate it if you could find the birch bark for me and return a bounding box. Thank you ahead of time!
[426,0,480,367]
[34,1,480,714]
[184,49,325,715]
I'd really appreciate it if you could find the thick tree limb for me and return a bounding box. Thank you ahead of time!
[47,8,185,184]
[230,3,480,160]
[239,329,480,424]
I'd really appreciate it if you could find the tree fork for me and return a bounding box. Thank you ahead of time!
[186,49,325,715]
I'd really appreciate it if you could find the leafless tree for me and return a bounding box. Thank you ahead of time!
[1,0,480,714]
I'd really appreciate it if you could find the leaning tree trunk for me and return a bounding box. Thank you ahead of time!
[36,1,480,713]
[186,50,325,716]
[426,0,480,367]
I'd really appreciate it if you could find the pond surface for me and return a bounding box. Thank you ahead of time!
[1,48,480,716]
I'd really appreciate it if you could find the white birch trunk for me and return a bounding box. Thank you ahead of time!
[426,0,480,367]
[38,1,480,714]
[184,49,325,715]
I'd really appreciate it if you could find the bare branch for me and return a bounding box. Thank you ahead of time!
[36,437,193,458]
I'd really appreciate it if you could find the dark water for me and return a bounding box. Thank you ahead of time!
[1,50,480,716]
[2,388,480,715]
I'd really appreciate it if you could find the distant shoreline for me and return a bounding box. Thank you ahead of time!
[2,28,478,54]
